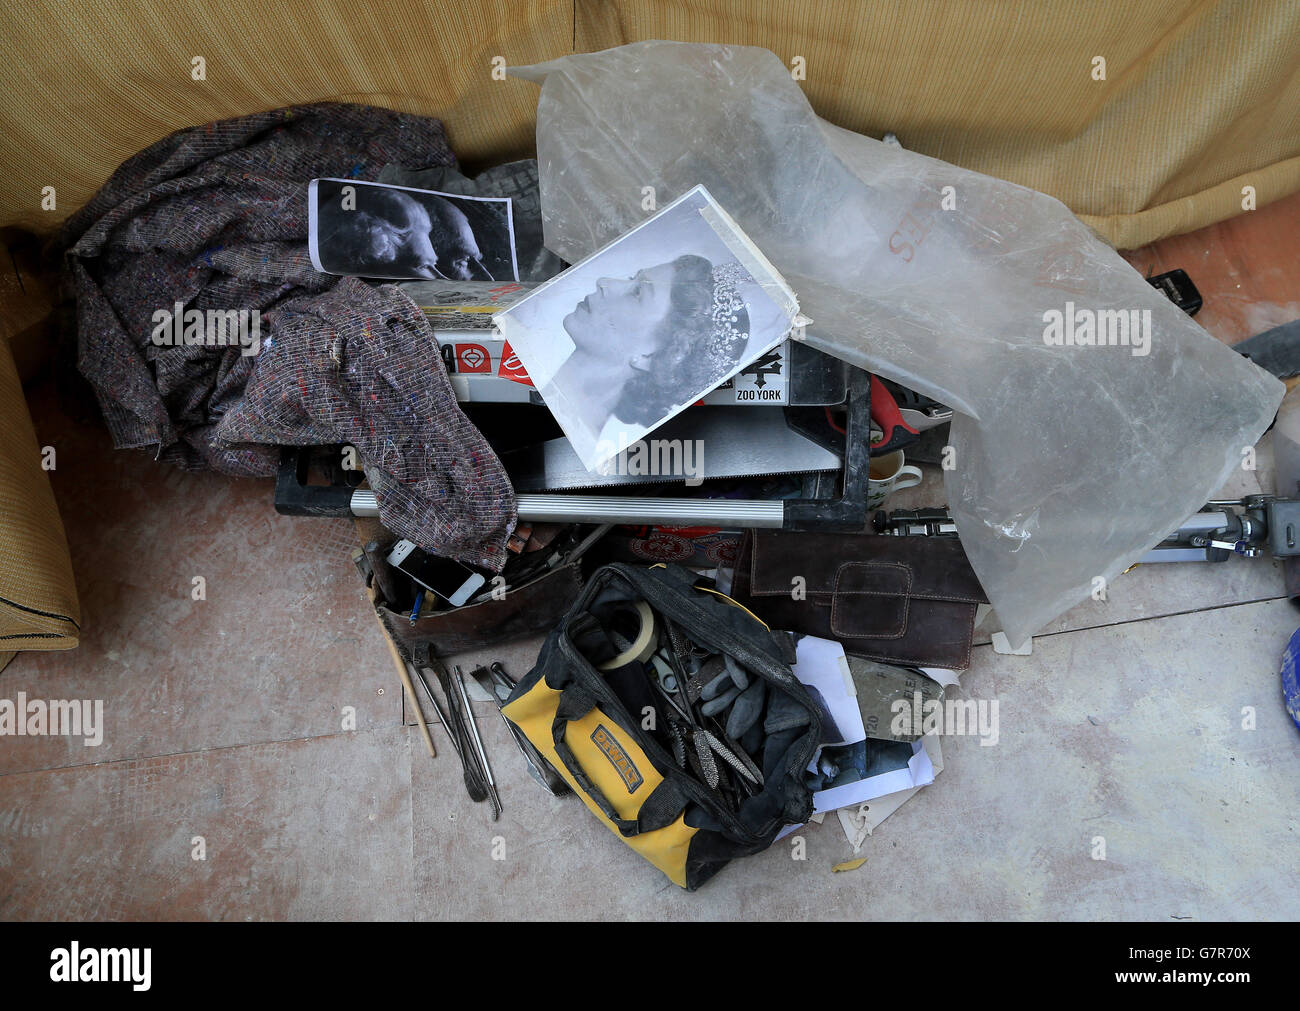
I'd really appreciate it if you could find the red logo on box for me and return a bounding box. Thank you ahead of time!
[455,343,491,374]
[498,341,534,387]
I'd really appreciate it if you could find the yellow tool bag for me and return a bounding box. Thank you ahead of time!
[503,562,823,890]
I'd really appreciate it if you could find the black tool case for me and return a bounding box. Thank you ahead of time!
[501,562,824,889]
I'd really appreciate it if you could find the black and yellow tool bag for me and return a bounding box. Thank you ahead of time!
[502,563,823,890]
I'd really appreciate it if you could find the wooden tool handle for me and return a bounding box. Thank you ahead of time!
[369,585,437,758]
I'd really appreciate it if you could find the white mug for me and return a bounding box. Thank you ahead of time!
[867,450,923,511]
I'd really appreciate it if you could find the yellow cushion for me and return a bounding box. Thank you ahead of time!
[584,0,1300,248]
[0,0,1297,247]
[0,336,80,663]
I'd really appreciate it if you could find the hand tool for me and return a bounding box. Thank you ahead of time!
[466,663,570,796]
[454,665,501,819]
[874,496,1300,564]
[899,425,952,466]
[867,375,920,454]
[371,596,437,759]
[363,539,406,608]
[488,660,517,693]
[716,723,764,787]
[429,659,494,806]
[501,407,841,492]
[697,724,760,787]
[693,730,721,789]
[412,664,487,803]
[646,631,717,787]
[275,366,877,531]
[413,665,486,800]
[655,617,762,791]
[878,377,954,432]
[649,653,680,695]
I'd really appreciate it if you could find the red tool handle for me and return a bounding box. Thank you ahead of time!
[869,375,920,454]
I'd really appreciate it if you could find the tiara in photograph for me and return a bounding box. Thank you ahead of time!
[707,261,750,365]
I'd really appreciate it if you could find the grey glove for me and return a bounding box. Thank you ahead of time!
[764,690,812,734]
[701,685,741,717]
[702,654,750,700]
[725,678,767,739]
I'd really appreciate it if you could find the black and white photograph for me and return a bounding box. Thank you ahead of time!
[494,185,800,471]
[308,177,518,282]
[806,738,934,816]
[809,738,916,791]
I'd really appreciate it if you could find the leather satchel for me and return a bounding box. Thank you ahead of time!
[729,531,988,670]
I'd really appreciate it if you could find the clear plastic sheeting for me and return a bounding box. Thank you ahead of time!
[512,41,1284,644]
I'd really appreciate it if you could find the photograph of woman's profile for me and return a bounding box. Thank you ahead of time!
[309,178,518,282]
[550,253,750,444]
[495,186,800,472]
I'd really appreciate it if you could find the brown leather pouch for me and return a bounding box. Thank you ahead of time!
[377,561,582,658]
[730,531,987,670]
[356,537,585,659]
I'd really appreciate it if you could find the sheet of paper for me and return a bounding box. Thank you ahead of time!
[919,666,962,689]
[309,178,519,282]
[848,656,944,743]
[836,733,944,851]
[792,635,862,747]
[776,735,939,842]
[809,737,934,816]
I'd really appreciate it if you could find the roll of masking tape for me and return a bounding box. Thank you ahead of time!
[597,599,657,671]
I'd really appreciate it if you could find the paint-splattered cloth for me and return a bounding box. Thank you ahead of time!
[56,104,515,569]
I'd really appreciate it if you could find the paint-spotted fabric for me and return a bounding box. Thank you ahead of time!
[56,103,515,570]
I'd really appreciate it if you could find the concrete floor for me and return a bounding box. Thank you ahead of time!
[4,198,1300,921]
[3,379,1297,920]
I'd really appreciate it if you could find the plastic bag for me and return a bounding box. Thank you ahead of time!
[512,41,1283,644]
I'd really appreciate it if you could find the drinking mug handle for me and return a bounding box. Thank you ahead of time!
[892,465,923,492]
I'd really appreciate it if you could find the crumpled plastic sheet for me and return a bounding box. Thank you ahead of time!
[512,41,1284,644]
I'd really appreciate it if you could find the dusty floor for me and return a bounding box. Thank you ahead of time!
[3,196,1299,921]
